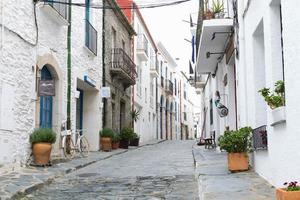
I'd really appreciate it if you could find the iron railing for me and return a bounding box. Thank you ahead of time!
[137,34,149,57]
[47,0,68,20]
[111,48,136,81]
[85,20,97,55]
[252,125,268,150]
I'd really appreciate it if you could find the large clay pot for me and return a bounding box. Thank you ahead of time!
[228,153,249,172]
[119,139,129,149]
[276,188,300,200]
[112,142,119,150]
[100,137,112,151]
[129,138,140,146]
[32,143,52,165]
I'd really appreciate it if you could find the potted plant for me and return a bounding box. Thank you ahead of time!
[276,181,300,200]
[130,109,140,128]
[258,80,285,126]
[119,127,134,149]
[99,128,114,151]
[212,0,224,18]
[112,132,121,150]
[203,0,214,20]
[129,132,140,146]
[29,128,57,165]
[218,127,252,172]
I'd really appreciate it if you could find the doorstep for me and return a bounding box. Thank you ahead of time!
[193,145,276,200]
[0,139,165,199]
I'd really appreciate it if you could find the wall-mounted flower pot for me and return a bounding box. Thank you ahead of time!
[129,138,140,146]
[32,143,52,165]
[112,142,119,150]
[119,139,129,149]
[100,137,112,151]
[227,153,249,172]
[271,106,286,126]
[276,188,300,200]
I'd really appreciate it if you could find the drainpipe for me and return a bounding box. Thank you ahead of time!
[102,0,106,128]
[1,0,4,58]
[67,0,72,129]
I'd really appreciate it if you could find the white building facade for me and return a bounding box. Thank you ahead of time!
[196,0,300,188]
[0,0,102,165]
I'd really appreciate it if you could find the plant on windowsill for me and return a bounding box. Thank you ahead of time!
[112,132,121,150]
[212,0,224,18]
[129,132,140,147]
[218,127,252,172]
[119,127,134,149]
[99,128,114,152]
[29,128,57,165]
[203,0,214,20]
[276,181,300,200]
[258,80,286,126]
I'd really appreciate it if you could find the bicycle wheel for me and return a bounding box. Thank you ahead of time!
[80,136,90,157]
[63,136,76,159]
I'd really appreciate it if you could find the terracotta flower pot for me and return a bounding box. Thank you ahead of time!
[203,11,214,20]
[112,142,119,150]
[228,153,249,172]
[276,188,300,200]
[130,138,140,146]
[100,137,112,151]
[119,139,129,149]
[32,143,52,165]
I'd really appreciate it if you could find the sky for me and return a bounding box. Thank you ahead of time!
[135,0,201,109]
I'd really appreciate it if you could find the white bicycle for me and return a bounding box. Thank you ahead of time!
[61,129,90,159]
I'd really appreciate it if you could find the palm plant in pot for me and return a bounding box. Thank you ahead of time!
[29,128,57,165]
[130,132,140,146]
[119,127,134,149]
[112,132,121,150]
[212,0,224,18]
[218,127,252,172]
[99,128,114,151]
[276,181,300,200]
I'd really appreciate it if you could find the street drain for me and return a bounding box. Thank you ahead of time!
[77,173,99,177]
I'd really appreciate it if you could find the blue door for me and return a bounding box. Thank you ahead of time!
[40,67,53,128]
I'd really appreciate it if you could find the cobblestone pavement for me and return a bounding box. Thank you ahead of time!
[21,140,199,200]
[193,146,276,200]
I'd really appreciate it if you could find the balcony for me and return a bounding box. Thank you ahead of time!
[165,80,173,95]
[136,34,149,61]
[110,48,136,88]
[85,20,97,55]
[42,0,69,26]
[161,76,164,88]
[150,57,159,78]
[190,74,206,89]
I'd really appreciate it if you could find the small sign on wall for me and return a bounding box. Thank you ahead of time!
[101,87,111,98]
[39,80,55,96]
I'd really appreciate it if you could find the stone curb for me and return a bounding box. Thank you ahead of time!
[2,140,165,200]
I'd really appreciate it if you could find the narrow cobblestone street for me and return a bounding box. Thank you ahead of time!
[22,141,199,200]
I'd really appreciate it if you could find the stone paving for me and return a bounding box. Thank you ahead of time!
[21,140,199,200]
[0,140,164,200]
[193,145,276,200]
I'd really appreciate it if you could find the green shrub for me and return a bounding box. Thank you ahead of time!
[120,127,134,140]
[258,80,285,109]
[99,128,114,138]
[132,132,140,139]
[218,127,252,153]
[29,128,57,144]
[112,132,121,142]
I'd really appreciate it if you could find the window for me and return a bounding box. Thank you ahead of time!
[85,0,97,55]
[112,27,116,49]
[210,99,213,125]
[174,79,177,96]
[122,40,125,51]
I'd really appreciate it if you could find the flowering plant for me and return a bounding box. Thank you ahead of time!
[284,181,300,191]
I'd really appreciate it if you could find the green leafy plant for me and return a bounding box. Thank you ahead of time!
[130,109,140,122]
[212,0,224,14]
[29,128,57,144]
[99,128,114,138]
[112,132,121,143]
[120,127,134,140]
[258,80,285,109]
[132,132,140,139]
[284,181,300,191]
[218,127,252,153]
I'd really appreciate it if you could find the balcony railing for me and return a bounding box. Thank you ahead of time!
[137,34,149,57]
[111,48,136,87]
[85,20,97,55]
[46,0,68,21]
[161,76,164,88]
[166,80,173,95]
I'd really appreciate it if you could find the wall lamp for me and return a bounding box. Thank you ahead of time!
[211,31,232,40]
[206,52,225,59]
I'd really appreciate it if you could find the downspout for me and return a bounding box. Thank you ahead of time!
[67,0,72,129]
[102,0,106,128]
[1,0,4,58]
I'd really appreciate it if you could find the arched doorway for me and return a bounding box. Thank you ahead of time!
[40,66,54,128]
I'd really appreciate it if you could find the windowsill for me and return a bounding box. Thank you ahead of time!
[83,45,97,57]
